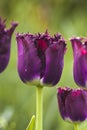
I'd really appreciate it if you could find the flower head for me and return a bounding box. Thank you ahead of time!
[0,18,18,73]
[70,37,87,87]
[16,31,66,86]
[57,87,87,123]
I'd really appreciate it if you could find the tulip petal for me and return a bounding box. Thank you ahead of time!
[74,54,87,86]
[70,38,82,56]
[16,34,41,83]
[57,87,71,120]
[43,41,66,85]
[65,89,87,121]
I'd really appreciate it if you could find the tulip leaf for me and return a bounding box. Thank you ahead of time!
[26,115,35,130]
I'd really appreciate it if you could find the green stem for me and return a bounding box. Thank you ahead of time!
[74,124,79,130]
[36,85,43,130]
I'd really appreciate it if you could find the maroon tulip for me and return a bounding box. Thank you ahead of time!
[0,18,18,73]
[70,37,87,87]
[16,31,66,86]
[57,87,87,122]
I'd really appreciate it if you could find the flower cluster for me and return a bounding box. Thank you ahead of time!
[1,16,87,128]
[57,37,87,124]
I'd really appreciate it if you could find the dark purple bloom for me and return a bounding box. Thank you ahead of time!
[70,37,87,87]
[16,31,66,86]
[0,18,18,73]
[57,87,87,122]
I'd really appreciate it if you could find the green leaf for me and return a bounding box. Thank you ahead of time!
[26,115,35,130]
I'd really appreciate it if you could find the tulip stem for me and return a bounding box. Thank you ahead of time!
[74,124,79,130]
[36,85,43,130]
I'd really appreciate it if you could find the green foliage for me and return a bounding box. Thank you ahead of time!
[26,115,35,130]
[0,0,87,130]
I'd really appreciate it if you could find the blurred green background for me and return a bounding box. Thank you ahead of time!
[0,0,87,130]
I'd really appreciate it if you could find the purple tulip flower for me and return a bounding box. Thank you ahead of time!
[0,18,18,73]
[57,87,87,122]
[16,31,66,86]
[70,37,87,87]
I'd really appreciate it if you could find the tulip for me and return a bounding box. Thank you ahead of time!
[57,87,87,123]
[16,31,66,130]
[16,31,66,86]
[70,37,87,87]
[0,18,18,73]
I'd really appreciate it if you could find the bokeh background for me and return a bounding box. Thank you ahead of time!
[0,0,87,130]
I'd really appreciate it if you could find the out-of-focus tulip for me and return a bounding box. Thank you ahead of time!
[0,18,18,73]
[57,87,87,122]
[71,37,87,87]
